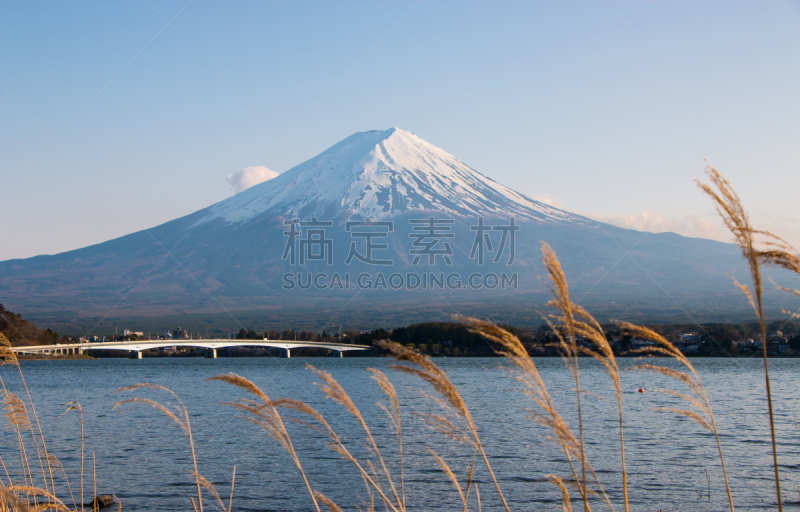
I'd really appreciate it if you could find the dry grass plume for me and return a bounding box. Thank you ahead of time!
[697,165,800,512]
[377,340,511,512]
[208,372,320,512]
[114,383,208,512]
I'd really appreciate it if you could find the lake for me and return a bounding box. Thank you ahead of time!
[2,356,798,511]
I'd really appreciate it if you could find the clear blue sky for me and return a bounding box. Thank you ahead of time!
[2,1,799,260]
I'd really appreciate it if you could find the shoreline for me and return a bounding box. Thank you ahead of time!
[17,354,97,360]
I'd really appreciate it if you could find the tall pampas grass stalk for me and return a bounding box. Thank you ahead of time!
[548,474,574,512]
[623,321,734,512]
[208,373,321,512]
[113,383,205,512]
[427,448,467,510]
[566,311,627,512]
[284,367,405,512]
[1,484,71,511]
[368,368,406,511]
[315,491,344,512]
[529,243,618,509]
[541,241,629,511]
[377,340,511,512]
[0,455,12,486]
[426,447,478,512]
[194,470,237,512]
[2,382,35,504]
[697,166,800,512]
[1,333,57,507]
[45,454,75,510]
[62,402,85,512]
[458,313,610,512]
[0,369,71,510]
[537,244,592,511]
[462,451,479,511]
[306,364,405,512]
[212,371,408,512]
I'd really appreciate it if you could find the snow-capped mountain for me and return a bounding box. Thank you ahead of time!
[0,128,764,331]
[196,128,582,226]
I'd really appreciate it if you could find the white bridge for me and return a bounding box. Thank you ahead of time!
[11,339,373,359]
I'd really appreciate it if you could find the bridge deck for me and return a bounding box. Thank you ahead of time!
[11,339,372,356]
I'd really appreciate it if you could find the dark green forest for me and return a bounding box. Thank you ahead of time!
[0,304,72,347]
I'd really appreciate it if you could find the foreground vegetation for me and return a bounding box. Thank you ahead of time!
[1,167,799,511]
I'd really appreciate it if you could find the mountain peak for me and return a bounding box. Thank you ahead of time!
[195,128,583,226]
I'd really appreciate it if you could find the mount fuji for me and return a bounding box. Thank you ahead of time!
[197,128,583,225]
[0,128,765,332]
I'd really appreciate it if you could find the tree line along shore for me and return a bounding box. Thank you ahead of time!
[3,303,799,358]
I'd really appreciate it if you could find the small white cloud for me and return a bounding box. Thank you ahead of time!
[581,209,729,242]
[226,166,279,193]
[533,194,562,208]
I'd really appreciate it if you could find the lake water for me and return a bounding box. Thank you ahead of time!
[3,356,799,511]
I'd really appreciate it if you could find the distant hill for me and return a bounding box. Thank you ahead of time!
[0,304,65,347]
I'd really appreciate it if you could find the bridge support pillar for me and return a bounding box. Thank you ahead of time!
[130,351,142,359]
[338,351,343,358]
[282,348,291,359]
[205,348,217,359]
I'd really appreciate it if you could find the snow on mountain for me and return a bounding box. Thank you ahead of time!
[195,128,587,226]
[0,127,759,327]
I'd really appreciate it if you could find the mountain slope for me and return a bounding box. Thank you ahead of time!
[1,127,786,331]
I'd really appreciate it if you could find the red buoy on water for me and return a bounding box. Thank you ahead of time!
[638,388,644,393]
